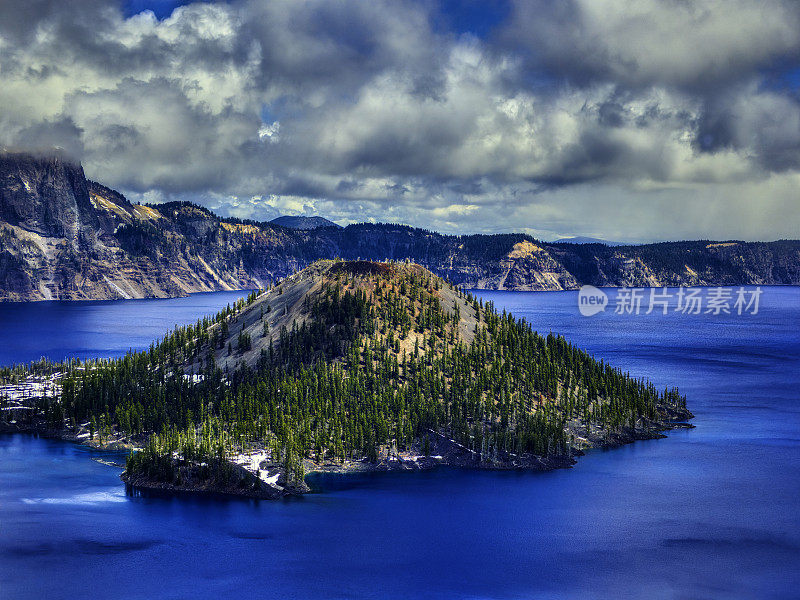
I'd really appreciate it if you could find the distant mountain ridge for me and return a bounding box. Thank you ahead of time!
[1,151,799,301]
[270,215,340,229]
[554,236,623,246]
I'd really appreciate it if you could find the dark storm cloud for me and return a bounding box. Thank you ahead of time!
[240,0,447,96]
[0,0,106,43]
[1,0,800,240]
[694,89,800,172]
[12,117,85,159]
[499,0,800,93]
[597,101,625,128]
[335,179,362,194]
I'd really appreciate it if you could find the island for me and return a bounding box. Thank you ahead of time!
[0,259,692,499]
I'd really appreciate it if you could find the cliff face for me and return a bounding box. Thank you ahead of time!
[0,152,97,239]
[0,153,266,301]
[0,153,97,300]
[0,152,799,301]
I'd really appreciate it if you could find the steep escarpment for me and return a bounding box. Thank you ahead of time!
[0,151,97,239]
[0,153,267,300]
[549,240,800,288]
[1,152,799,301]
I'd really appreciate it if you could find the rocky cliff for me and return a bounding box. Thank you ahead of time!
[1,152,799,301]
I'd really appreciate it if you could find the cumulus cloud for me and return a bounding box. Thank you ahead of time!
[1,0,799,241]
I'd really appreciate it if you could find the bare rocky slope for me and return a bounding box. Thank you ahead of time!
[2,151,799,301]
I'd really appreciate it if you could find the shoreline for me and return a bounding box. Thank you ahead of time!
[2,401,693,502]
[118,415,695,500]
[2,283,796,306]
[3,285,591,305]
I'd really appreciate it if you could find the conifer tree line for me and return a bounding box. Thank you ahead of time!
[21,263,686,484]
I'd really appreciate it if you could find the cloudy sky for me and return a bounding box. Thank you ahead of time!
[2,0,800,242]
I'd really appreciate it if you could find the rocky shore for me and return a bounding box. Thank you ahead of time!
[300,408,694,477]
[119,406,693,500]
[121,465,309,501]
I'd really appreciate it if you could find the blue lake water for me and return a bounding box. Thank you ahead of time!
[0,291,252,366]
[1,287,798,599]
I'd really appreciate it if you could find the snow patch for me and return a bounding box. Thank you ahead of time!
[231,451,284,486]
